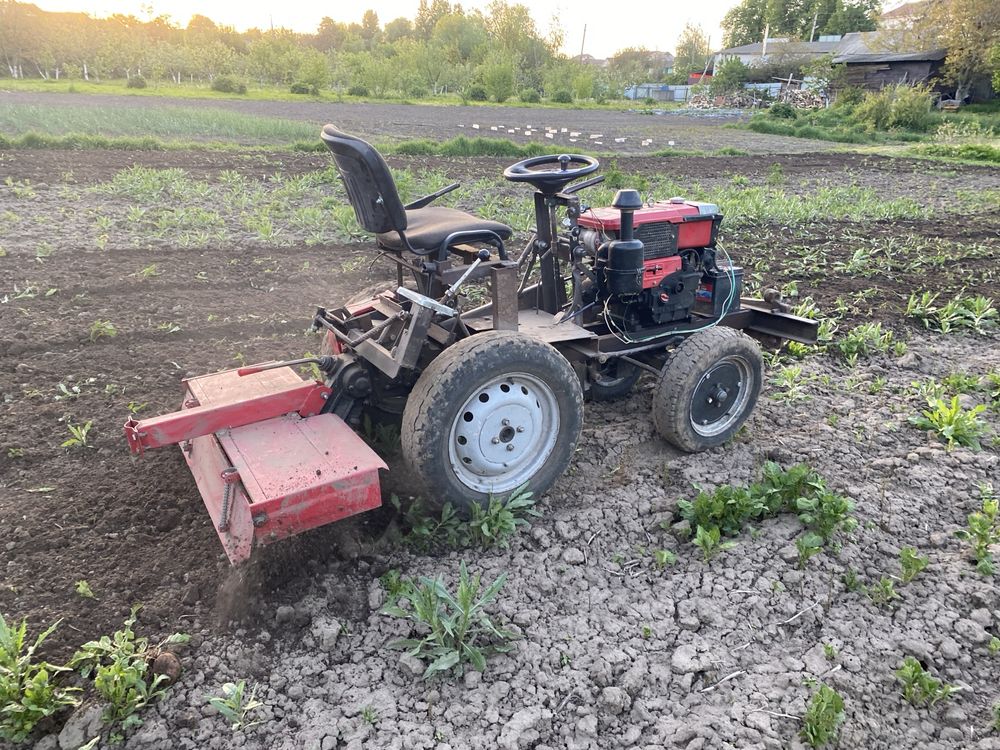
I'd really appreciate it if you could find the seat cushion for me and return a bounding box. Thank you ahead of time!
[377,207,512,253]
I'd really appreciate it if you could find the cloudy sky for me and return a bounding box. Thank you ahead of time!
[34,0,741,58]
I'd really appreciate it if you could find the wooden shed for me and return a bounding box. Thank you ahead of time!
[832,32,946,91]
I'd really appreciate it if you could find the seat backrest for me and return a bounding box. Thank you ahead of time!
[321,125,407,234]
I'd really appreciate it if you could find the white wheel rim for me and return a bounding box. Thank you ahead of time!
[448,372,560,495]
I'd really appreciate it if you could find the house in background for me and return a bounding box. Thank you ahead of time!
[711,29,949,93]
[712,37,843,73]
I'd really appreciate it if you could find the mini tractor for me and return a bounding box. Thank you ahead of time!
[125,126,818,564]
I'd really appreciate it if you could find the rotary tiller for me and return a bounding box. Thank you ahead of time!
[124,126,818,564]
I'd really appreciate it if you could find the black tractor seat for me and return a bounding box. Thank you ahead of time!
[321,125,511,261]
[375,206,511,253]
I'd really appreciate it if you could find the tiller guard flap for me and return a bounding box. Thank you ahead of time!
[124,365,386,565]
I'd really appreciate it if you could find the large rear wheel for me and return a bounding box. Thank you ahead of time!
[652,327,762,452]
[401,331,584,510]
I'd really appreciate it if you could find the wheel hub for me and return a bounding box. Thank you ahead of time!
[689,356,753,437]
[449,373,560,494]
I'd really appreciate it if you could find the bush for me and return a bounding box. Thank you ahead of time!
[914,143,1000,164]
[853,84,933,132]
[518,88,540,103]
[290,82,319,95]
[211,76,247,95]
[768,102,797,120]
[835,86,865,106]
[466,84,488,101]
[482,59,515,102]
[551,89,573,103]
[126,76,147,89]
[347,84,369,97]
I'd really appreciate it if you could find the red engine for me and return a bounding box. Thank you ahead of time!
[575,198,739,331]
[577,199,721,290]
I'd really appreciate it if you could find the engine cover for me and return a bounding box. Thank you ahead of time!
[649,268,702,324]
[578,200,721,259]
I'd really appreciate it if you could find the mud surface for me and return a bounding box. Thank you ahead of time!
[0,147,998,749]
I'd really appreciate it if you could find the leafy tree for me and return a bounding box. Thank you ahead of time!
[823,0,879,36]
[608,47,665,91]
[360,10,381,49]
[385,17,414,43]
[415,0,453,39]
[675,23,710,74]
[722,0,769,48]
[433,12,488,63]
[481,51,515,102]
[297,48,330,90]
[923,0,1000,99]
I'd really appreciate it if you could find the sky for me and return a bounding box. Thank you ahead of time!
[32,0,738,58]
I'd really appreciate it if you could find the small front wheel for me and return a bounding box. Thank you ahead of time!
[401,331,584,511]
[652,327,762,452]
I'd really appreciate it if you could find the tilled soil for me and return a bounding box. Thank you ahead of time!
[0,147,998,750]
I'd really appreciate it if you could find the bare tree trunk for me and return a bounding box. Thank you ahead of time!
[83,61,89,81]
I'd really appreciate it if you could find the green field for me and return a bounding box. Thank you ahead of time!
[0,78,651,111]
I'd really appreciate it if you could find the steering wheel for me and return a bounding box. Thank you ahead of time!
[503,154,600,193]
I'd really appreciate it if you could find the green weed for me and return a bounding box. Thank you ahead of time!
[61,421,93,449]
[692,524,735,560]
[955,485,1000,575]
[835,323,894,366]
[0,615,79,743]
[865,577,898,607]
[392,485,539,552]
[75,581,96,599]
[652,549,677,569]
[895,656,957,707]
[899,547,929,584]
[205,680,264,731]
[909,396,988,450]
[89,320,118,341]
[381,562,517,680]
[70,607,189,737]
[679,462,855,564]
[906,292,997,334]
[467,487,540,549]
[800,683,845,748]
[796,533,825,569]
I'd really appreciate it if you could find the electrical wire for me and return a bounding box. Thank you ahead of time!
[602,243,738,345]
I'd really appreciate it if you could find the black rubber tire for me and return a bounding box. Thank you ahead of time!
[589,359,642,402]
[652,327,762,452]
[400,331,584,511]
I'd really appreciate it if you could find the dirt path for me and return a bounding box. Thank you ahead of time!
[1,91,834,154]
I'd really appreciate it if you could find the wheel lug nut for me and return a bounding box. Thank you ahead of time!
[516,426,524,433]
[501,418,510,426]
[506,444,515,451]
[492,437,500,444]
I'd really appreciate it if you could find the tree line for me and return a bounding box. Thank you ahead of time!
[0,0,716,101]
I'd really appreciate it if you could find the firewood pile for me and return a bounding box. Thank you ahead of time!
[687,90,768,109]
[778,88,825,109]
